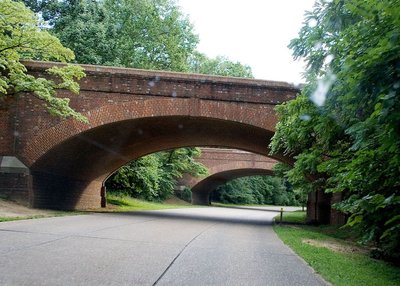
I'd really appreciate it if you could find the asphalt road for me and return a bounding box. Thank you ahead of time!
[0,207,327,286]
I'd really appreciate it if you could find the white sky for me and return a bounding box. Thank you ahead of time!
[177,0,316,84]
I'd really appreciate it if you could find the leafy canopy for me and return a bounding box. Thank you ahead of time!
[106,148,208,202]
[189,52,253,78]
[211,175,303,206]
[270,0,400,259]
[0,0,86,122]
[23,0,253,76]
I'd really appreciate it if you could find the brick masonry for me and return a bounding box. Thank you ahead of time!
[0,61,343,224]
[0,173,31,205]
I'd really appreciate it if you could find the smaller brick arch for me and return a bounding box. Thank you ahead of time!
[191,168,274,205]
[179,148,278,204]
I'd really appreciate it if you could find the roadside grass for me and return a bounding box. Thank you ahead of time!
[211,202,304,210]
[0,215,46,222]
[0,211,82,223]
[211,202,282,207]
[105,193,195,212]
[211,202,272,207]
[273,212,400,286]
[276,210,306,224]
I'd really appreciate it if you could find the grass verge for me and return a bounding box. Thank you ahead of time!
[0,211,82,223]
[105,193,194,212]
[275,210,306,224]
[273,212,400,286]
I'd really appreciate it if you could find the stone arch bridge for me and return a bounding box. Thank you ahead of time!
[0,61,341,224]
[181,148,277,205]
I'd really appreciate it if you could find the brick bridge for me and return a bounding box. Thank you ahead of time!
[181,148,277,205]
[0,61,341,224]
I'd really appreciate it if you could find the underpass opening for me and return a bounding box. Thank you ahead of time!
[192,169,274,205]
[208,174,304,208]
[29,116,287,209]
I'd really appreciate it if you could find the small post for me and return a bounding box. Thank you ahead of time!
[280,207,283,224]
[101,185,107,208]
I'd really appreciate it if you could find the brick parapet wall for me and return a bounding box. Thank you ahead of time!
[24,60,298,105]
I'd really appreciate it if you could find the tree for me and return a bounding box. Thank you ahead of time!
[211,175,301,206]
[273,162,307,208]
[189,52,253,78]
[107,0,199,71]
[106,148,208,201]
[47,0,117,65]
[23,0,254,76]
[270,0,400,260]
[25,0,200,71]
[0,0,86,121]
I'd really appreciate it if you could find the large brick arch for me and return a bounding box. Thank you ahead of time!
[29,115,278,209]
[22,98,278,167]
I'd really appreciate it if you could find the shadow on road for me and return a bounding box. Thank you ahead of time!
[98,209,274,226]
[212,205,284,213]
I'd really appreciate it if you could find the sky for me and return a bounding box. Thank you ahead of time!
[177,0,316,84]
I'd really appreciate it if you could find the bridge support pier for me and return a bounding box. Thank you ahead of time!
[191,191,210,205]
[30,171,102,210]
[307,190,331,224]
[0,156,30,205]
[307,190,346,225]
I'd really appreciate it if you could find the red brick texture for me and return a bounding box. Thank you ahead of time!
[0,61,343,224]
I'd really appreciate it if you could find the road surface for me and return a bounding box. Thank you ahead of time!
[0,207,327,286]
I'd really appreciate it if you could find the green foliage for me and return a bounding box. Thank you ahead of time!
[271,0,400,259]
[273,163,308,207]
[175,187,192,202]
[25,0,199,71]
[106,193,191,211]
[106,148,207,202]
[106,0,198,71]
[106,193,192,211]
[0,0,86,122]
[275,211,306,224]
[189,52,253,78]
[211,176,303,206]
[49,0,117,65]
[23,0,254,77]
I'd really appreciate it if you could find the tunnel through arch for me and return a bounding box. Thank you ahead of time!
[29,116,288,209]
[191,168,274,205]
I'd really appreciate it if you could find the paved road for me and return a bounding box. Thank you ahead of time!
[0,207,327,286]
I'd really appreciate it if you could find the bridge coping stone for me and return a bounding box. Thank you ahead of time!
[24,60,299,89]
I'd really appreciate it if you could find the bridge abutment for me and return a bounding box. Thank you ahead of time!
[191,191,210,205]
[30,171,102,210]
[307,190,346,225]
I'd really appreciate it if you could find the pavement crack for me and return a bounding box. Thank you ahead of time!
[73,234,183,247]
[0,234,71,255]
[84,218,158,235]
[152,223,217,286]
